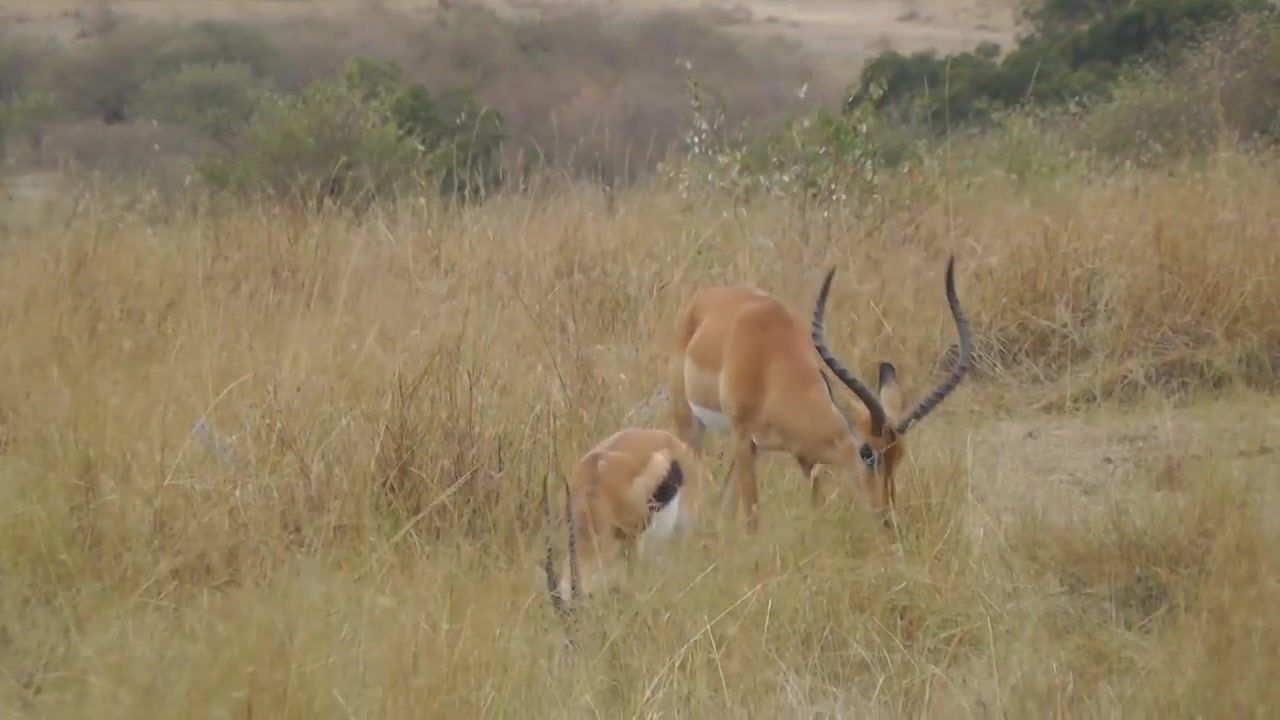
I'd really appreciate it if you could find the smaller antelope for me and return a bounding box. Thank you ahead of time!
[544,428,703,615]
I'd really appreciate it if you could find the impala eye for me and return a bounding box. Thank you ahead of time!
[858,443,876,467]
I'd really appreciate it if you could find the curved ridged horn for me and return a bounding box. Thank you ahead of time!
[895,256,972,435]
[811,266,888,437]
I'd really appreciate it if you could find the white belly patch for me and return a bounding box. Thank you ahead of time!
[690,403,731,430]
[640,490,683,556]
[649,490,681,537]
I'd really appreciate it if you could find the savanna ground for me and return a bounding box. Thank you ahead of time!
[1,1,1279,718]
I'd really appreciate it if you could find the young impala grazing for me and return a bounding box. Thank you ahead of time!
[543,428,703,616]
[669,256,972,534]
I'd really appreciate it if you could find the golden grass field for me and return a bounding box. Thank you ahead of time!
[0,137,1276,716]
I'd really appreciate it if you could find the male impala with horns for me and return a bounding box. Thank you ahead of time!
[668,257,972,534]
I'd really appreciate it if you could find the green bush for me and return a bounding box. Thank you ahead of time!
[667,76,920,207]
[44,20,276,125]
[1,89,58,156]
[0,7,808,185]
[197,71,421,209]
[195,56,504,207]
[1076,71,1219,164]
[849,0,1277,133]
[849,48,1006,129]
[1072,20,1280,164]
[340,58,505,200]
[0,34,56,101]
[132,63,268,147]
[44,26,161,124]
[1214,22,1280,144]
[427,88,505,200]
[750,86,918,198]
[156,20,276,77]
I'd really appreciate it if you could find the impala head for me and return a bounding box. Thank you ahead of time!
[810,256,972,529]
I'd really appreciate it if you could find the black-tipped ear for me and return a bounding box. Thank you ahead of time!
[878,362,897,391]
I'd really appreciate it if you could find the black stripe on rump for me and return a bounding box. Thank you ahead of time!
[647,459,684,515]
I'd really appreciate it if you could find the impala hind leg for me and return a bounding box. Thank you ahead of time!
[674,406,707,455]
[669,353,706,451]
[717,456,738,517]
[728,430,761,533]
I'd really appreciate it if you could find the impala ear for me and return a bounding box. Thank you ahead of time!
[878,362,897,390]
[877,362,902,422]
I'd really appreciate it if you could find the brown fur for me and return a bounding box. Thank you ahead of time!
[545,428,703,612]
[668,258,971,534]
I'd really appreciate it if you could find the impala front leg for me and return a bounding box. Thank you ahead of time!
[798,457,824,508]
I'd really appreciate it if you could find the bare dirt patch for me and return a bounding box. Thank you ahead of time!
[955,393,1280,525]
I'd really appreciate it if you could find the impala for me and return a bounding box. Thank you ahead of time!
[669,257,971,533]
[544,428,703,615]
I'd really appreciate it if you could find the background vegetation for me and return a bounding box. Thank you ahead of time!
[849,0,1278,132]
[0,0,1276,716]
[0,3,816,194]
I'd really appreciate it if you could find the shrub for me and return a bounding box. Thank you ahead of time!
[131,63,268,147]
[849,48,1006,130]
[44,26,164,124]
[404,4,810,185]
[197,72,422,209]
[1073,20,1280,164]
[0,7,812,184]
[669,76,919,208]
[174,55,506,208]
[849,0,1277,133]
[425,88,505,200]
[0,33,56,101]
[341,57,505,200]
[1211,21,1280,143]
[1,89,59,157]
[747,87,917,199]
[155,20,276,77]
[43,20,276,125]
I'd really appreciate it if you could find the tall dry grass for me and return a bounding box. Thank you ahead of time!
[0,147,1276,716]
